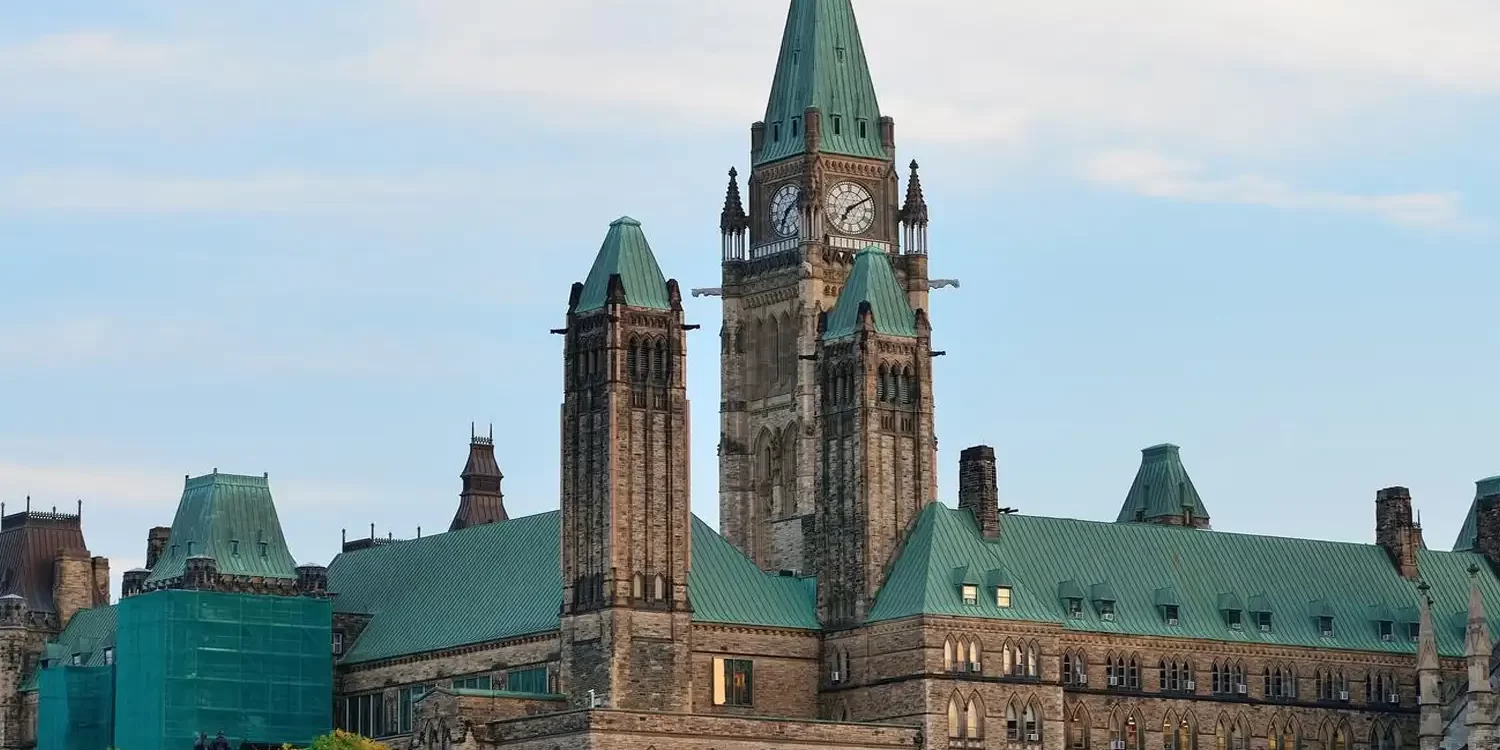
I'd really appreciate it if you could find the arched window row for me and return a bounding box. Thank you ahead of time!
[627,572,669,603]
[875,362,917,405]
[1315,668,1350,702]
[1061,648,1088,686]
[947,691,985,748]
[625,334,672,384]
[1214,715,1250,750]
[1366,670,1400,705]
[745,313,798,398]
[1320,721,1352,750]
[942,635,983,674]
[1162,711,1199,750]
[1003,697,1043,744]
[1002,639,1039,679]
[1110,708,1146,750]
[827,647,851,685]
[1267,715,1303,750]
[1370,720,1400,750]
[1067,705,1090,750]
[1263,663,1298,699]
[821,363,858,408]
[1105,651,1141,690]
[1159,656,1196,693]
[1211,660,1246,695]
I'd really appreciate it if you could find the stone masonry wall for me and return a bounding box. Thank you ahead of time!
[51,549,94,628]
[691,624,821,719]
[482,708,922,750]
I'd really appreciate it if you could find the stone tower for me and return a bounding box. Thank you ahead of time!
[557,217,694,711]
[813,245,937,626]
[720,0,931,574]
[450,427,508,531]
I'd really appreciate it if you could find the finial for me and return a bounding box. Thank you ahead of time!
[26,496,30,512]
[77,499,82,517]
[489,423,494,440]
[910,159,919,170]
[341,528,346,545]
[1418,580,1431,594]
[1469,563,1481,578]
[720,167,749,234]
[370,523,375,540]
[729,166,738,178]
[417,526,422,538]
[900,159,929,228]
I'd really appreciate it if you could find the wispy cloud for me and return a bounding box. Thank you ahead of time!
[1077,149,1468,229]
[0,170,492,215]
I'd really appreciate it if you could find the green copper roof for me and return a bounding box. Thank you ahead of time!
[757,0,886,165]
[869,503,1500,657]
[326,511,817,664]
[823,246,916,340]
[1452,476,1500,551]
[574,216,671,313]
[1116,444,1211,525]
[34,605,117,680]
[145,473,300,585]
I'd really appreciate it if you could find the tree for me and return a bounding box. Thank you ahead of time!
[283,730,389,750]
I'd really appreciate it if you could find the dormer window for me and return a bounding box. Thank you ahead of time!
[1378,620,1394,641]
[832,115,843,135]
[1098,600,1116,621]
[773,122,782,142]
[961,584,978,606]
[185,541,194,555]
[1318,616,1335,637]
[791,117,800,137]
[996,586,1013,608]
[1256,612,1272,632]
[1408,621,1421,642]
[230,539,239,556]
[1066,599,1083,619]
[71,654,81,666]
[1225,609,1242,630]
[858,120,868,139]
[1163,605,1180,626]
[259,541,269,558]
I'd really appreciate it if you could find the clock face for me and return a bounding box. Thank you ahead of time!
[769,183,802,238]
[826,181,874,235]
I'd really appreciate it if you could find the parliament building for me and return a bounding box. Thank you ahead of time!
[9,1,1500,749]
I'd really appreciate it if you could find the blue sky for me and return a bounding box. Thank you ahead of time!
[2,0,1497,595]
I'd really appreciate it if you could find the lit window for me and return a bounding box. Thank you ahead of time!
[961,584,978,606]
[713,658,753,706]
[996,587,1013,608]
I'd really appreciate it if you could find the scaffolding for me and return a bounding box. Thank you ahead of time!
[38,665,113,750]
[113,589,333,750]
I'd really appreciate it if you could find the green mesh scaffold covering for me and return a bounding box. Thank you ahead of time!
[38,665,113,750]
[114,590,333,750]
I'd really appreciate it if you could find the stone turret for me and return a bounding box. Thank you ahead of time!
[296,563,329,597]
[1417,581,1443,750]
[1463,566,1497,748]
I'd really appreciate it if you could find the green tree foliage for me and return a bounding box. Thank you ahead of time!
[283,730,389,750]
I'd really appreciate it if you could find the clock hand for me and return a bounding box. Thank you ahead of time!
[841,197,871,221]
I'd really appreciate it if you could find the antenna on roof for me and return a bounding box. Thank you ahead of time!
[417,526,422,539]
[1,503,5,516]
[471,421,476,439]
[489,423,494,440]
[999,507,1019,515]
[26,496,30,512]
[77,499,82,517]
[369,523,375,540]
[341,528,346,545]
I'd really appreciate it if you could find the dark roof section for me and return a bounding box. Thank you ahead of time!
[327,511,818,665]
[145,472,300,585]
[869,502,1499,657]
[1116,444,1211,526]
[452,432,507,531]
[0,508,90,614]
[1452,476,1500,552]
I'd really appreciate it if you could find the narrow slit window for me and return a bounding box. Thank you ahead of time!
[773,122,781,142]
[832,115,842,135]
[858,120,868,139]
[791,118,800,137]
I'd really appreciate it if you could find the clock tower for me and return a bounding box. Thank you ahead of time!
[719,0,933,575]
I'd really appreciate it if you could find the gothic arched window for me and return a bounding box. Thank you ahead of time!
[1068,705,1090,750]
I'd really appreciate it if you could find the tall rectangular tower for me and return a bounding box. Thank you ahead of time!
[719,0,931,574]
[558,217,694,711]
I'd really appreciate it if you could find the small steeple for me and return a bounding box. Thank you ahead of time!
[1116,444,1211,529]
[573,217,671,314]
[822,246,918,340]
[756,0,886,165]
[899,160,929,256]
[720,167,749,262]
[452,423,507,531]
[1463,565,1498,745]
[1416,581,1443,750]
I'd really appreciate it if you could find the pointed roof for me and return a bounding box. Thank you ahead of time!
[144,472,300,585]
[899,160,928,227]
[1451,476,1500,551]
[573,217,671,313]
[452,431,507,531]
[1417,582,1440,670]
[0,506,90,614]
[720,167,748,234]
[822,245,916,340]
[1116,444,1211,526]
[757,0,886,165]
[1465,566,1494,664]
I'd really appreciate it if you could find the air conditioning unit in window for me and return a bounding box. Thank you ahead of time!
[969,663,982,673]
[1381,633,1394,642]
[1185,680,1196,690]
[1112,740,1126,749]
[1387,694,1399,704]
[1028,733,1040,742]
[1236,684,1247,695]
[1338,690,1350,701]
[1079,674,1088,685]
[1101,611,1114,621]
[1108,675,1119,686]
[831,671,842,683]
[1258,623,1271,633]
[1321,629,1334,638]
[1167,617,1179,626]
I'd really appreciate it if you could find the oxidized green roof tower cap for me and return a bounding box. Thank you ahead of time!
[822,245,917,340]
[144,471,301,587]
[1451,476,1500,552]
[1116,444,1211,529]
[756,0,886,165]
[572,216,671,314]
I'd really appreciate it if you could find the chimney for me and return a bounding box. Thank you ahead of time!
[52,548,93,627]
[90,556,110,606]
[145,526,172,570]
[959,446,1000,538]
[1375,486,1422,579]
[1476,492,1500,573]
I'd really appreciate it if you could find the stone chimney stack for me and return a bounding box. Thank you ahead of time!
[1474,493,1500,573]
[145,526,172,570]
[52,548,93,627]
[90,556,110,606]
[1375,486,1423,579]
[958,446,1000,538]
